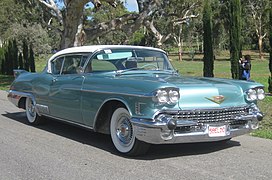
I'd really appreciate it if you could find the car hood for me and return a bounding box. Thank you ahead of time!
[117,73,247,109]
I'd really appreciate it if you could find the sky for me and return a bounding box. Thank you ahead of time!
[121,0,138,12]
[57,0,138,12]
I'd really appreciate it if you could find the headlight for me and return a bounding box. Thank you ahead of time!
[169,90,180,104]
[157,90,168,103]
[246,89,257,101]
[257,88,265,100]
[246,87,265,101]
[153,88,180,105]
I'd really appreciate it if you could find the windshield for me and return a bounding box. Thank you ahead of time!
[84,48,174,73]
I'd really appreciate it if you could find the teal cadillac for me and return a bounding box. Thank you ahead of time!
[8,45,265,156]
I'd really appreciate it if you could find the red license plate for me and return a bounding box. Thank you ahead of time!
[208,125,226,137]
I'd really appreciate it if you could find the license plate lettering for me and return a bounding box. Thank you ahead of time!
[208,125,226,137]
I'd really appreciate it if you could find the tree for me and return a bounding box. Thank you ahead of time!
[30,0,176,49]
[33,0,122,49]
[229,0,242,79]
[12,39,18,69]
[212,1,229,52]
[23,40,29,71]
[0,46,5,74]
[85,2,130,45]
[203,0,214,77]
[29,44,35,72]
[269,3,272,93]
[0,0,54,54]
[245,0,270,60]
[18,52,23,69]
[142,0,199,60]
[4,22,52,54]
[0,40,19,75]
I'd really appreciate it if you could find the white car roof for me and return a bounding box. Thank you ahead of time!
[47,45,166,73]
[49,45,166,61]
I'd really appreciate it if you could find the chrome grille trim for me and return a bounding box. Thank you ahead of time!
[157,106,250,125]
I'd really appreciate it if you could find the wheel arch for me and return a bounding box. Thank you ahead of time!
[93,98,132,134]
[18,97,27,109]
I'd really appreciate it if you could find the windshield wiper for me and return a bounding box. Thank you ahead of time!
[115,68,143,76]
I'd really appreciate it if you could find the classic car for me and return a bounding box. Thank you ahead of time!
[8,45,265,156]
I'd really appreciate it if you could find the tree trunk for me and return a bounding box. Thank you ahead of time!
[178,43,182,61]
[74,17,86,47]
[59,1,87,49]
[269,2,272,93]
[258,36,264,60]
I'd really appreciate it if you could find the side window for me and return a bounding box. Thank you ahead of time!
[51,57,64,75]
[92,59,117,72]
[62,55,82,74]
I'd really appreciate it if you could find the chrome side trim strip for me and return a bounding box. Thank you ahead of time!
[81,88,152,98]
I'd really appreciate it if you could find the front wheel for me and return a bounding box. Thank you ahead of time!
[25,97,44,125]
[110,107,150,156]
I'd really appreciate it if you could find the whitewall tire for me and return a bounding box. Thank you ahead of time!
[110,107,150,156]
[25,97,43,125]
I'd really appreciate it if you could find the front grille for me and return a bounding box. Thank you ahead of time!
[162,106,250,125]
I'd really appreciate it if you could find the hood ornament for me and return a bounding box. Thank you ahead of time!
[206,95,226,104]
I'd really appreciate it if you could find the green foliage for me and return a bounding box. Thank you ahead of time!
[85,2,129,45]
[23,40,29,71]
[18,53,23,69]
[212,1,229,51]
[270,3,272,74]
[0,75,14,90]
[129,28,146,45]
[0,39,19,75]
[268,76,272,93]
[4,22,52,54]
[0,47,4,74]
[0,39,36,75]
[269,2,272,92]
[29,45,35,72]
[229,0,242,79]
[203,0,214,77]
[0,0,53,54]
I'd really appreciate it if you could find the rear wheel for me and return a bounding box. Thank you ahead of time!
[110,107,150,156]
[25,97,44,125]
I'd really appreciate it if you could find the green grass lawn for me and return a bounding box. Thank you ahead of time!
[1,54,271,139]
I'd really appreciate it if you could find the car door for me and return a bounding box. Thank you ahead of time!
[48,54,86,124]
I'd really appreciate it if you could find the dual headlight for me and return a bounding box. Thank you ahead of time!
[246,87,265,101]
[153,88,180,105]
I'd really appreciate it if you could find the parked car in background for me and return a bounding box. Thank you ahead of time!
[8,45,265,156]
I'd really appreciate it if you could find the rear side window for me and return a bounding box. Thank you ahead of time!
[62,55,82,74]
[51,57,64,75]
[51,54,90,75]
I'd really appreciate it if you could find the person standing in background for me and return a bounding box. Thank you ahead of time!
[239,54,251,81]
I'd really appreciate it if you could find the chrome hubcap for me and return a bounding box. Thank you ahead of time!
[27,99,35,117]
[116,116,133,145]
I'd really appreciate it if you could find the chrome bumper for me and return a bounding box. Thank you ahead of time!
[131,106,263,144]
[7,90,34,108]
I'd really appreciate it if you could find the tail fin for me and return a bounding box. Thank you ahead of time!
[13,69,28,79]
